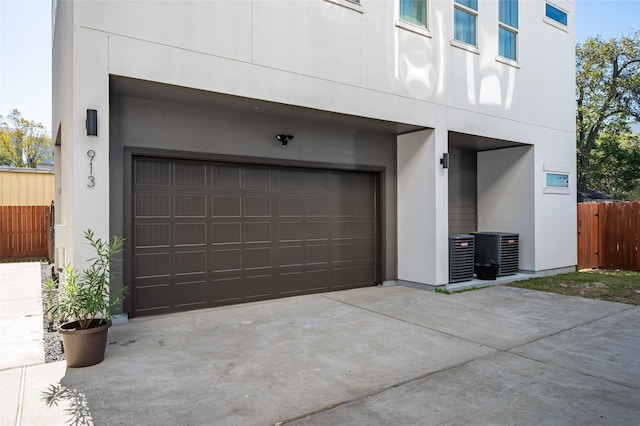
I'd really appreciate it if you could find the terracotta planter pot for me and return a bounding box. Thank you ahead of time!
[59,319,111,368]
[475,263,500,280]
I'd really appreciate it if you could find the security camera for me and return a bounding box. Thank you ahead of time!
[276,134,294,147]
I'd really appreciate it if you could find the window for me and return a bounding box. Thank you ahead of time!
[544,167,570,194]
[498,0,518,61]
[545,3,567,26]
[400,0,427,28]
[454,0,478,46]
[546,173,569,188]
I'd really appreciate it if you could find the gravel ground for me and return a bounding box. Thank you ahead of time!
[41,263,65,363]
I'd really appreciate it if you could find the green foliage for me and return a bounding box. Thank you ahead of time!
[0,109,51,168]
[576,31,640,200]
[47,230,125,329]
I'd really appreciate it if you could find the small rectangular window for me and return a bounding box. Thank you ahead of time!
[546,173,569,188]
[499,0,518,28]
[454,1,478,46]
[545,3,567,26]
[400,0,428,28]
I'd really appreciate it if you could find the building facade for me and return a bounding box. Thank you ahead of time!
[53,0,576,317]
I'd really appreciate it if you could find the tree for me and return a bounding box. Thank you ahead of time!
[0,109,52,168]
[576,31,640,201]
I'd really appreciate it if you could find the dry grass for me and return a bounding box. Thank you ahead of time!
[507,270,640,306]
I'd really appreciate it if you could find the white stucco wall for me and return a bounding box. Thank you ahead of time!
[53,0,576,281]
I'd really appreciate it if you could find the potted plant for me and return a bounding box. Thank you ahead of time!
[46,229,124,367]
[475,259,500,280]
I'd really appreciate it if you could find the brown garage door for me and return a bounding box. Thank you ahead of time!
[131,157,378,316]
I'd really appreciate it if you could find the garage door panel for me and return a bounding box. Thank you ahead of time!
[174,251,207,275]
[132,157,378,316]
[279,245,305,267]
[331,221,352,239]
[331,243,353,263]
[135,223,171,248]
[175,223,207,246]
[354,197,374,217]
[352,221,374,239]
[352,265,376,285]
[305,221,328,240]
[211,249,242,272]
[244,167,271,189]
[175,194,207,217]
[243,275,274,299]
[135,282,173,311]
[135,159,171,186]
[353,241,375,260]
[305,198,329,217]
[135,193,171,218]
[212,165,241,188]
[279,197,304,217]
[278,169,306,190]
[305,171,329,191]
[279,221,304,242]
[244,247,272,270]
[174,162,206,187]
[305,244,329,264]
[244,222,271,243]
[329,173,355,192]
[212,196,241,217]
[331,199,353,217]
[212,222,242,245]
[135,252,172,278]
[174,280,209,307]
[244,196,271,217]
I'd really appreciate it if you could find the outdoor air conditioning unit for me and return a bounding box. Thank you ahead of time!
[449,234,475,283]
[471,232,519,276]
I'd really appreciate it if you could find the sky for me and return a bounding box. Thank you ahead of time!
[1,0,639,135]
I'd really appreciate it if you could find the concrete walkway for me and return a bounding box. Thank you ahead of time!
[1,279,639,425]
[0,262,44,370]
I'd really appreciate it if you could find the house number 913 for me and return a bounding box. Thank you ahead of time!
[87,150,95,187]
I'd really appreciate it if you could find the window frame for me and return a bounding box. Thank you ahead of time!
[544,2,568,31]
[497,0,518,62]
[453,1,478,47]
[399,0,428,29]
[543,165,571,194]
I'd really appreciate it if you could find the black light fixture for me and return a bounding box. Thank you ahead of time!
[276,134,293,147]
[440,152,449,169]
[86,109,98,136]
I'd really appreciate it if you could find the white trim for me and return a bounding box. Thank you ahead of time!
[450,39,480,54]
[543,164,570,173]
[543,186,570,195]
[324,0,363,13]
[396,20,432,38]
[543,16,569,32]
[495,55,520,68]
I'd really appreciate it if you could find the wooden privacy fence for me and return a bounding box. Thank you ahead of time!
[0,206,52,261]
[577,202,640,271]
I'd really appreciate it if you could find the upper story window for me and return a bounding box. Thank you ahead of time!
[498,0,518,61]
[545,3,567,26]
[454,0,478,46]
[400,0,428,28]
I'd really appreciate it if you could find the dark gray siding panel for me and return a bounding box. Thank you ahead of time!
[448,149,477,234]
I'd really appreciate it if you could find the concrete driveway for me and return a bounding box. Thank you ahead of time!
[2,285,639,425]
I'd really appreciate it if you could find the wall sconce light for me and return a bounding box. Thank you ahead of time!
[276,134,293,148]
[86,109,98,136]
[440,153,449,169]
